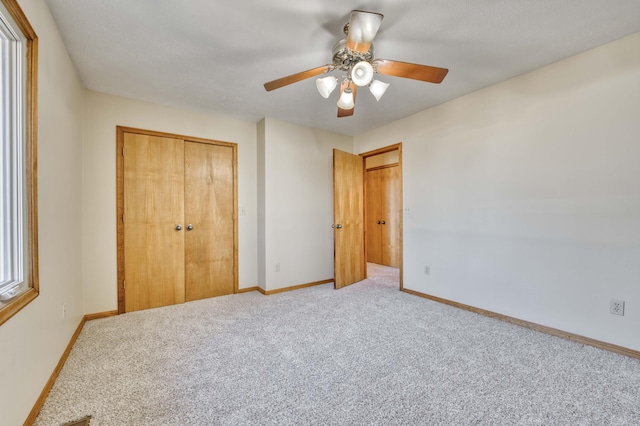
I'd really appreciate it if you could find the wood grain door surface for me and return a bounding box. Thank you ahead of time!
[365,168,383,264]
[184,142,235,301]
[123,133,186,312]
[333,149,365,289]
[122,131,235,312]
[365,165,400,268]
[381,166,400,267]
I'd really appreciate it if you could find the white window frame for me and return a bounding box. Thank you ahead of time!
[1,0,26,299]
[0,0,38,327]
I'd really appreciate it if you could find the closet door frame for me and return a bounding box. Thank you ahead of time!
[116,126,238,314]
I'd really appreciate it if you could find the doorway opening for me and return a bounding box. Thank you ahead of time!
[360,143,402,290]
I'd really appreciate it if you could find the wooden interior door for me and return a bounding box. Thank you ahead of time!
[184,142,235,301]
[365,169,383,264]
[123,133,186,312]
[365,165,400,267]
[333,149,365,289]
[381,165,400,267]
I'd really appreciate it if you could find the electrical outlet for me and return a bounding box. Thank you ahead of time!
[62,304,67,320]
[424,265,430,275]
[275,263,280,272]
[610,299,625,316]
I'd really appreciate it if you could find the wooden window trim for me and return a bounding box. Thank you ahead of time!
[0,0,39,326]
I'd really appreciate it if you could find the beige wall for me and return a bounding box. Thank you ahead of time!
[259,118,353,291]
[82,91,259,314]
[0,0,85,424]
[355,32,640,351]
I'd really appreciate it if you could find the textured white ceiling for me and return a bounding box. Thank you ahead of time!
[45,0,640,136]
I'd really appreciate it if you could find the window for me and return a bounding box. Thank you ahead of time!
[0,0,38,326]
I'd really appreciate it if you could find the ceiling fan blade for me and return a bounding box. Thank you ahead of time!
[375,59,449,84]
[346,10,383,53]
[264,65,332,91]
[337,81,357,118]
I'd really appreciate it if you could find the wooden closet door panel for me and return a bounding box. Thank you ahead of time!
[381,166,400,267]
[124,133,185,311]
[365,169,383,264]
[184,142,235,301]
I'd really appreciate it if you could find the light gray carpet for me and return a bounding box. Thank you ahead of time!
[35,264,640,425]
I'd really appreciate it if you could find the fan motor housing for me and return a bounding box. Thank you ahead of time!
[332,38,373,71]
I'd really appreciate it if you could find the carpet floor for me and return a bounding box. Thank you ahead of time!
[35,264,640,425]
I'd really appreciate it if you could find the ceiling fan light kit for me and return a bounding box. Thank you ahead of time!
[368,79,390,101]
[337,87,355,109]
[264,10,449,118]
[316,76,338,98]
[351,61,374,86]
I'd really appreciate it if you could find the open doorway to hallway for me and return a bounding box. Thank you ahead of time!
[367,262,400,288]
[361,144,402,289]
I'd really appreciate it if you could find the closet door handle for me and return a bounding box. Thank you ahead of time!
[381,220,386,225]
[186,224,193,231]
[175,224,183,231]
[377,220,381,225]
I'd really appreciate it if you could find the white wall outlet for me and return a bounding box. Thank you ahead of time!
[424,265,430,275]
[404,207,412,214]
[62,303,67,320]
[240,207,246,216]
[275,263,280,272]
[610,299,625,316]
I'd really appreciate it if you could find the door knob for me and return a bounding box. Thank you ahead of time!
[381,220,386,225]
[377,220,381,224]
[175,224,183,231]
[335,224,343,229]
[186,224,193,231]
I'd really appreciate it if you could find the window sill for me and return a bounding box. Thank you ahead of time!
[0,287,39,326]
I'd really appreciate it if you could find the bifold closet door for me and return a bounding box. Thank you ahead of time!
[184,142,235,301]
[123,133,186,312]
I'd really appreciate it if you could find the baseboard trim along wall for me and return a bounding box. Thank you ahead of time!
[84,310,119,321]
[258,279,334,296]
[401,288,640,360]
[24,310,118,425]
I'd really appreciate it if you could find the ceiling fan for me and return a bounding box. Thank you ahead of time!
[263,10,449,118]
